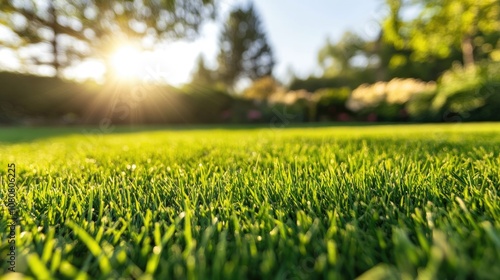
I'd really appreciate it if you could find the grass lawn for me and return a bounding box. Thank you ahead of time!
[1,123,500,279]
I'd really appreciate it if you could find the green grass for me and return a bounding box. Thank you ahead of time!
[1,123,500,279]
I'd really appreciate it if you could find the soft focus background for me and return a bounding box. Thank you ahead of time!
[0,0,499,125]
[2,2,500,279]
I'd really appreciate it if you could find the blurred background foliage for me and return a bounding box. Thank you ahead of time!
[0,0,499,125]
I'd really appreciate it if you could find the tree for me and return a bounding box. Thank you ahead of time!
[0,0,218,77]
[190,55,216,85]
[316,31,386,86]
[374,0,464,81]
[243,76,279,100]
[385,0,500,69]
[216,2,274,90]
[317,31,367,77]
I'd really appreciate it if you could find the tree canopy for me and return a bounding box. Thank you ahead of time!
[317,32,367,77]
[0,0,218,76]
[216,2,275,90]
[243,76,279,100]
[190,55,216,85]
[384,0,500,68]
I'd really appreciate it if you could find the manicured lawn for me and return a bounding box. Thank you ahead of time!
[1,123,500,279]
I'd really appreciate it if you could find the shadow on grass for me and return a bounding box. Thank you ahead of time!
[0,122,419,144]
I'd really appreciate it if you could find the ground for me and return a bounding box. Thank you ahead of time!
[1,123,500,279]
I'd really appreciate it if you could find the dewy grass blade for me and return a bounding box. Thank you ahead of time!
[27,253,51,279]
[66,221,112,275]
[41,227,55,264]
[482,221,500,250]
[1,124,499,278]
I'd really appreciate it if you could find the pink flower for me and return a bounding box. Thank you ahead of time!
[338,113,350,121]
[367,113,377,122]
[247,109,262,120]
[221,110,232,120]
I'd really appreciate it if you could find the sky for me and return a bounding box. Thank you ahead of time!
[241,0,385,80]
[0,0,386,85]
[161,0,386,85]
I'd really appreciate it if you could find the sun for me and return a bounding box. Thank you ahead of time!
[109,45,143,79]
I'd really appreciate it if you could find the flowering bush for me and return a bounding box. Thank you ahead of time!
[268,89,315,105]
[314,87,351,121]
[346,78,437,112]
[430,62,500,121]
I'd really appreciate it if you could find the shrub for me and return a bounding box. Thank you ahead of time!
[346,78,436,121]
[315,87,350,107]
[430,62,500,121]
[267,90,314,122]
[405,90,438,122]
[243,76,280,101]
[289,76,347,92]
[181,83,234,123]
[0,71,98,124]
[0,72,235,125]
[314,87,351,121]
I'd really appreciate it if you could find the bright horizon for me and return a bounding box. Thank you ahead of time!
[0,0,385,86]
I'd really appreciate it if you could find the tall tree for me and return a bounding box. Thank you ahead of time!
[377,0,463,81]
[0,0,218,77]
[384,0,500,69]
[216,2,274,90]
[244,76,279,100]
[190,54,216,85]
[317,32,366,77]
[314,31,380,87]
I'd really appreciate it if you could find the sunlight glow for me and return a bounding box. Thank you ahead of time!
[65,42,202,85]
[65,60,106,82]
[109,45,143,79]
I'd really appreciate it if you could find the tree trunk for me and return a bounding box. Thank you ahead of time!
[375,31,387,82]
[461,35,475,69]
[49,1,60,76]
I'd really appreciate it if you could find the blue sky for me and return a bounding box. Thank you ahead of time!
[77,0,388,85]
[0,0,387,85]
[244,0,385,80]
[183,0,386,85]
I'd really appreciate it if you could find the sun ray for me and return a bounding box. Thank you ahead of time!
[109,45,143,80]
